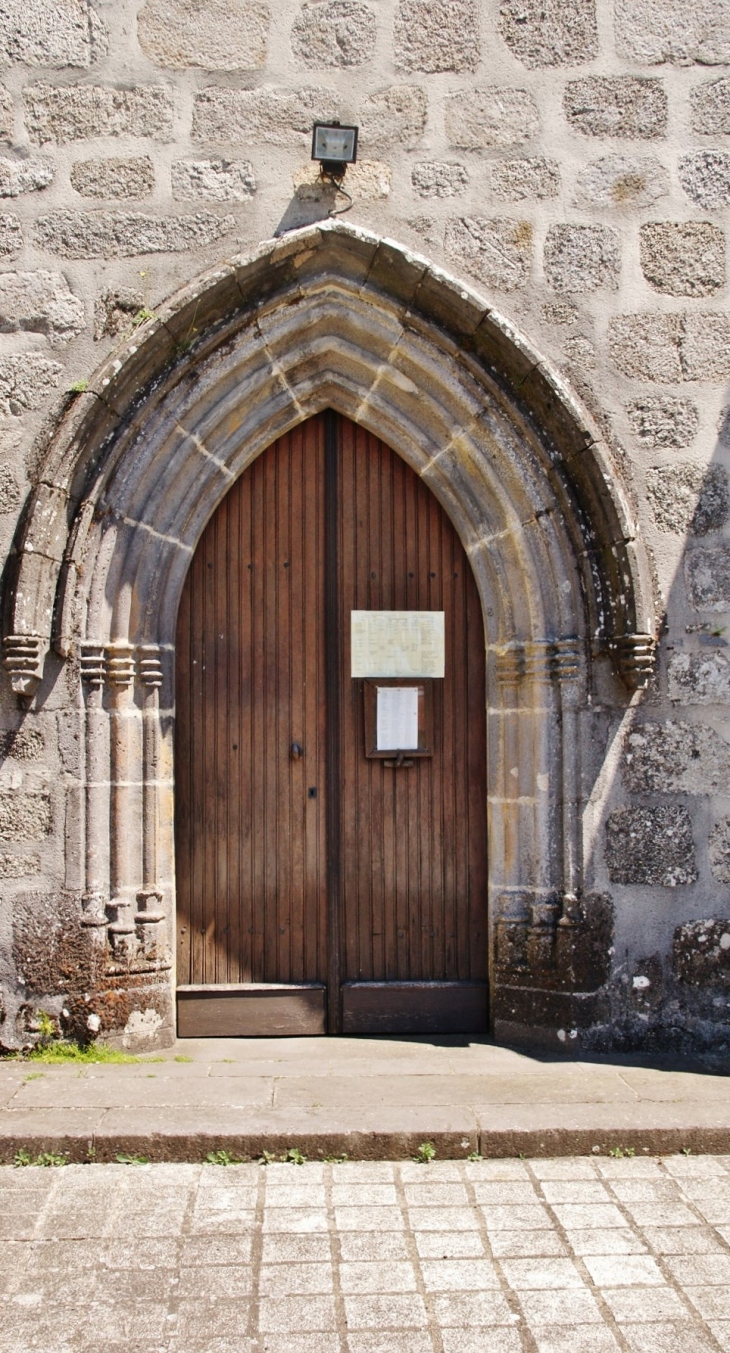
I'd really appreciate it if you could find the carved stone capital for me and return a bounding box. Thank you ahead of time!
[3,634,44,703]
[614,633,656,690]
[138,646,163,688]
[80,642,106,687]
[495,639,581,686]
[106,643,136,687]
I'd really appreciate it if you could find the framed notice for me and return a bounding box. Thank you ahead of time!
[351,611,445,678]
[363,679,433,759]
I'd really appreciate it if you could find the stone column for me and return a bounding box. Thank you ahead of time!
[79,642,109,933]
[106,643,138,959]
[135,646,165,956]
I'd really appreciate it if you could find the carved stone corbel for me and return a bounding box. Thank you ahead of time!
[614,633,656,690]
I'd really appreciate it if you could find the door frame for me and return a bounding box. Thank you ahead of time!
[5,224,654,1050]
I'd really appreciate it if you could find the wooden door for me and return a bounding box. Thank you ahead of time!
[175,411,488,1036]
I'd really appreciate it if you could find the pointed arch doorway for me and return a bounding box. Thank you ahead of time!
[175,410,488,1037]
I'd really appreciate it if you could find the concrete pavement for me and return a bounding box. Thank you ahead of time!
[1,1036,730,1162]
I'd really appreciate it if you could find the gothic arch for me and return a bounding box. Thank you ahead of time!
[2,221,656,1043]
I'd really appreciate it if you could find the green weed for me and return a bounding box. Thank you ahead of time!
[285,1147,306,1165]
[24,1042,138,1065]
[467,1152,482,1162]
[174,1055,193,1064]
[414,1142,436,1164]
[115,1152,149,1165]
[205,1150,244,1166]
[608,1146,635,1159]
[14,1149,68,1168]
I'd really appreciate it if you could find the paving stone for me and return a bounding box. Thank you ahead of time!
[605,804,697,886]
[621,1320,719,1353]
[415,1231,486,1257]
[259,1261,333,1295]
[0,0,107,68]
[575,153,668,208]
[334,1205,405,1230]
[644,1227,725,1254]
[394,0,479,73]
[490,156,560,201]
[359,84,427,150]
[34,209,235,258]
[564,77,667,138]
[445,86,540,148]
[331,1183,397,1205]
[404,1182,469,1206]
[473,1182,542,1204]
[344,1293,428,1327]
[501,1257,585,1289]
[258,1294,337,1332]
[431,1290,519,1325]
[680,152,730,209]
[292,1,376,68]
[420,1258,500,1290]
[615,0,730,65]
[529,1331,622,1353]
[192,85,339,146]
[686,1289,730,1319]
[584,1254,664,1285]
[602,1287,693,1322]
[23,84,174,145]
[348,1335,433,1353]
[499,0,598,67]
[441,1332,522,1353]
[540,1181,612,1203]
[340,1232,411,1260]
[411,161,468,198]
[626,395,699,450]
[482,1205,553,1230]
[490,1230,568,1256]
[640,222,725,297]
[566,1228,647,1255]
[339,1260,417,1292]
[444,216,532,291]
[622,1203,702,1227]
[518,1287,603,1323]
[691,76,730,135]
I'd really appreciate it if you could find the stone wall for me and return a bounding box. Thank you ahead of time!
[0,0,729,1053]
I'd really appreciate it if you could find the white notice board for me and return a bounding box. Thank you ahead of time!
[351,611,445,678]
[376,687,419,750]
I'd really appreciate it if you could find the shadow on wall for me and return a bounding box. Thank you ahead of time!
[579,382,730,1060]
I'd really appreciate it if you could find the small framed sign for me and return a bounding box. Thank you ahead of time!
[363,679,433,759]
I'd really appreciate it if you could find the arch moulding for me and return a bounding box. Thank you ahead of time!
[2,222,656,1046]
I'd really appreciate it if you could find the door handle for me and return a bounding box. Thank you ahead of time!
[291,742,304,760]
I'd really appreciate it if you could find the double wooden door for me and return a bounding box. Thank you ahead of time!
[175,411,488,1036]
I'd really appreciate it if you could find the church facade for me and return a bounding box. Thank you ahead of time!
[0,0,729,1053]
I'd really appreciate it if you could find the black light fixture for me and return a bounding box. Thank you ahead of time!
[311,120,358,180]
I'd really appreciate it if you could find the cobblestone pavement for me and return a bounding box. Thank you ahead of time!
[3,1155,730,1352]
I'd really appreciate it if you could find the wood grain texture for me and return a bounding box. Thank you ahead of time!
[175,419,327,988]
[338,418,488,991]
[176,412,488,1032]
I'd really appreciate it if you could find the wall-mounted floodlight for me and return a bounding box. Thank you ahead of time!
[311,120,358,179]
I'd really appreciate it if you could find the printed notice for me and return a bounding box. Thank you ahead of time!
[351,611,445,678]
[377,686,419,750]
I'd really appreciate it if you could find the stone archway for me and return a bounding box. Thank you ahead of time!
[3,222,656,1048]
